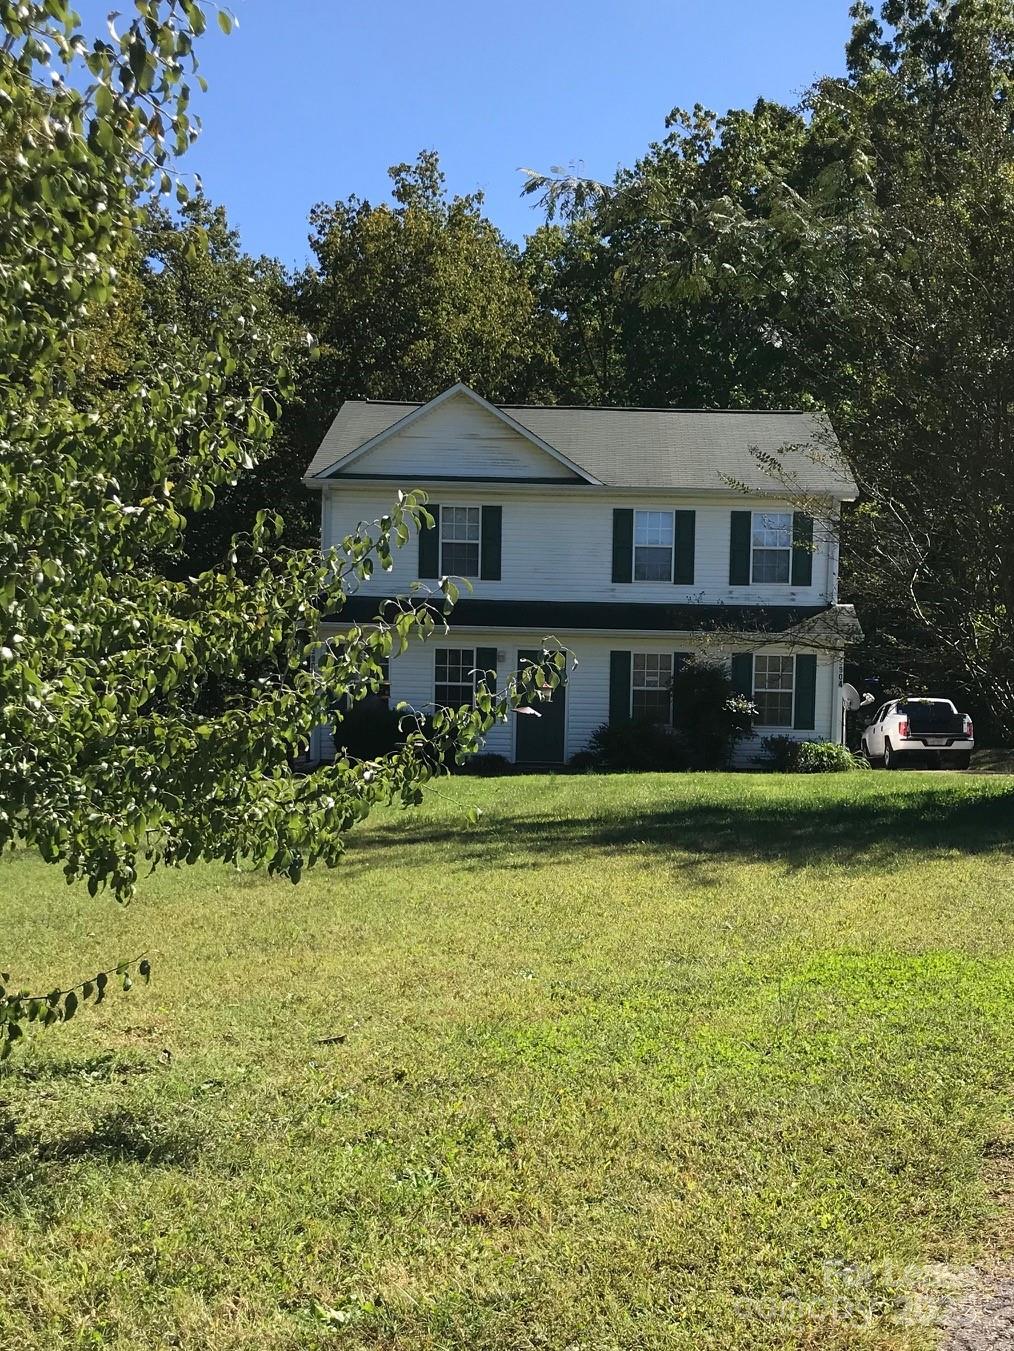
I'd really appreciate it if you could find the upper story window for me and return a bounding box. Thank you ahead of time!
[754,654,795,726]
[634,511,674,581]
[632,652,673,722]
[751,511,793,583]
[441,507,481,577]
[434,647,475,707]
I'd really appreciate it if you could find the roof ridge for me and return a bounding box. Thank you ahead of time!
[506,404,818,414]
[347,399,820,415]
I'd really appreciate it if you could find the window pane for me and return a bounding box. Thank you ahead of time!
[632,511,674,581]
[752,512,792,549]
[755,655,793,689]
[752,549,790,583]
[634,546,673,581]
[633,653,673,689]
[754,655,794,726]
[756,691,793,725]
[634,511,674,547]
[441,506,481,576]
[435,648,475,706]
[632,653,673,723]
[443,506,480,541]
[436,684,473,707]
[751,511,791,584]
[441,541,480,576]
[632,688,672,721]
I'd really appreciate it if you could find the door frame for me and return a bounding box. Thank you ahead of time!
[511,647,570,764]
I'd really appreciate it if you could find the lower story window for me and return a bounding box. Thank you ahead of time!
[632,652,673,723]
[373,657,391,702]
[435,647,475,707]
[754,654,794,726]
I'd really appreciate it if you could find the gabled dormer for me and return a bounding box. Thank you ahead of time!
[305,383,600,485]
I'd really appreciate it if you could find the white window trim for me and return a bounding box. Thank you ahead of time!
[750,510,793,586]
[753,653,796,729]
[631,651,674,725]
[434,646,477,708]
[440,506,482,579]
[632,509,675,584]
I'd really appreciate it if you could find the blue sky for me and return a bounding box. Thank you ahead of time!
[82,1,854,268]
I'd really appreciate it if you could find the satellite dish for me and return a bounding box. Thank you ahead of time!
[842,683,864,711]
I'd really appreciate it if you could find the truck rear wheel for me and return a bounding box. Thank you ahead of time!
[948,751,972,770]
[884,740,900,770]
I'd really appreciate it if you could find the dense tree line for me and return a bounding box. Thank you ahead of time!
[130,0,1013,741]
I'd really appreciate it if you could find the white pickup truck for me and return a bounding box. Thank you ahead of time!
[861,697,974,770]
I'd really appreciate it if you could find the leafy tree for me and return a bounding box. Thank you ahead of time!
[292,150,557,445]
[661,0,1014,738]
[138,195,318,570]
[0,2,561,1054]
[524,101,815,409]
[531,0,1014,740]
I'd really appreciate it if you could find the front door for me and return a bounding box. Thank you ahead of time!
[514,649,567,765]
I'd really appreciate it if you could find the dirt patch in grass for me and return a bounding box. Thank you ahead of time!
[939,1268,1014,1348]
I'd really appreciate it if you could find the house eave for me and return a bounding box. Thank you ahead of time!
[318,597,861,644]
[303,475,858,502]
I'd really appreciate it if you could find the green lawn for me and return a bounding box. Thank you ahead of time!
[3,772,1014,1350]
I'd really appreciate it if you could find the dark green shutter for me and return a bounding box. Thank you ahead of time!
[671,650,691,724]
[612,509,633,584]
[794,653,817,729]
[609,650,631,724]
[791,512,814,587]
[674,510,695,584]
[729,511,752,586]
[475,646,497,694]
[731,652,754,699]
[418,503,440,578]
[480,506,502,581]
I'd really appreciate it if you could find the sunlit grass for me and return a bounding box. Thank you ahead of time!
[2,771,1013,1349]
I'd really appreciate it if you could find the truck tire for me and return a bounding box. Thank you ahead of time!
[884,740,900,770]
[949,751,971,770]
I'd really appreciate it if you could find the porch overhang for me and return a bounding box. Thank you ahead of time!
[322,597,862,644]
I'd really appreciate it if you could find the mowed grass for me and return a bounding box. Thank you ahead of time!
[3,773,1014,1350]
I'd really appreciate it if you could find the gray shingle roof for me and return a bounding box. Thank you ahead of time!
[304,397,857,498]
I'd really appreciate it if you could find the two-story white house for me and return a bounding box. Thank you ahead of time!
[304,383,861,766]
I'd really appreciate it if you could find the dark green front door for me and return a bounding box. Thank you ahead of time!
[515,649,567,765]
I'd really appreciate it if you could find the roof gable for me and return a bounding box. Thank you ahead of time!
[310,384,600,484]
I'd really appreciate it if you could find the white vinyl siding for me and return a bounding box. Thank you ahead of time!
[322,487,835,606]
[333,391,577,481]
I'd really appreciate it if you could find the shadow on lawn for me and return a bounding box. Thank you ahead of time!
[346,781,1014,876]
[0,1103,200,1213]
